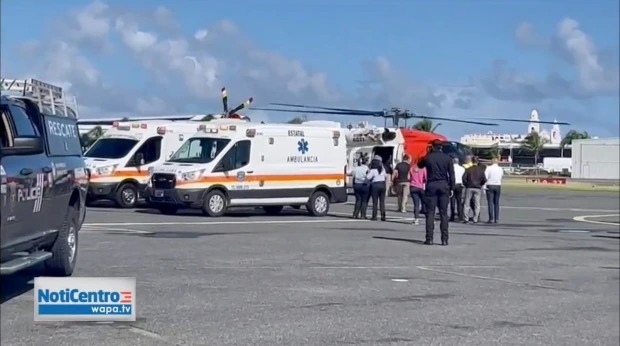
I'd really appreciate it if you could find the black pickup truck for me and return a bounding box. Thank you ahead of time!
[0,95,88,276]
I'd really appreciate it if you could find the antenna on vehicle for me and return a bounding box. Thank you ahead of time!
[0,78,79,118]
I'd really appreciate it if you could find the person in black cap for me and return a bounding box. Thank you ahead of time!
[418,140,455,245]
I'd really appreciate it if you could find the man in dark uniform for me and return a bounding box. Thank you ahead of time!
[418,140,455,246]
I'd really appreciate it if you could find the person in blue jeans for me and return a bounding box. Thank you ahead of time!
[349,157,370,219]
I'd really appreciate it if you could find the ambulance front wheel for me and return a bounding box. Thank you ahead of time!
[115,183,138,208]
[307,191,330,217]
[202,190,227,217]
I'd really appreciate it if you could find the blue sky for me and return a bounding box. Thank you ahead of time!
[2,0,619,140]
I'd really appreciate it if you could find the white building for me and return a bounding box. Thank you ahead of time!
[460,109,563,148]
[571,138,620,180]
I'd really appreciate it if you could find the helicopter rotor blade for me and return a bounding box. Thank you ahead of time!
[250,107,385,117]
[269,103,379,115]
[221,87,228,114]
[228,97,254,116]
[407,114,499,126]
[473,117,570,125]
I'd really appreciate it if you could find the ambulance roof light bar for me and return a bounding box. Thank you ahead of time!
[0,78,79,118]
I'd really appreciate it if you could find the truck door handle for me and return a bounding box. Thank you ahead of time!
[42,167,53,173]
[246,171,254,174]
[20,168,33,176]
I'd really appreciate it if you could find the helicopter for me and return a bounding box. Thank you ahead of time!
[251,102,571,191]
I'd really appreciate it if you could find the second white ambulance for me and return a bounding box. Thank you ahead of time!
[84,121,209,208]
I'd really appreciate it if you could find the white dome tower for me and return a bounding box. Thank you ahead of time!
[528,109,540,134]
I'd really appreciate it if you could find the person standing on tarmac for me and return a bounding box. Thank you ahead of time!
[450,157,465,222]
[409,160,427,225]
[418,140,455,246]
[484,157,504,223]
[393,155,411,213]
[462,156,487,224]
[349,157,370,219]
[366,155,387,221]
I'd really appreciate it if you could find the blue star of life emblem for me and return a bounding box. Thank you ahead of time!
[297,139,309,154]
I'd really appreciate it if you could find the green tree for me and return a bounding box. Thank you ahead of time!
[287,115,308,124]
[201,114,216,121]
[412,119,441,132]
[489,144,502,160]
[560,130,590,157]
[521,131,548,165]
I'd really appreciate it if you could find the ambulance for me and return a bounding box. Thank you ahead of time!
[84,120,210,208]
[145,119,348,216]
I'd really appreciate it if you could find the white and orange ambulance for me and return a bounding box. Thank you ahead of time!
[84,120,207,208]
[145,119,347,216]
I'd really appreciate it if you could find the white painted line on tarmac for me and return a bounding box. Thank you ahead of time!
[81,226,153,234]
[346,202,618,213]
[391,279,409,282]
[84,218,368,227]
[416,266,562,290]
[572,214,620,226]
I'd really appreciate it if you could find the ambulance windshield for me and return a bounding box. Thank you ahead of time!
[85,138,138,159]
[169,137,231,163]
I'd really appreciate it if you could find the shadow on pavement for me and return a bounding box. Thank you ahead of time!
[1,266,42,304]
[372,235,426,245]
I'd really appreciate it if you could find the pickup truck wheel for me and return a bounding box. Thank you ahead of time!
[263,205,284,215]
[115,183,138,208]
[158,206,178,215]
[306,191,330,217]
[44,205,79,276]
[202,190,227,217]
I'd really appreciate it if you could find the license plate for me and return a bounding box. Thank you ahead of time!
[154,190,164,197]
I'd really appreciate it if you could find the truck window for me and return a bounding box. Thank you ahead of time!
[217,140,251,171]
[127,136,162,167]
[7,104,39,137]
[85,138,138,159]
[0,110,14,147]
[169,138,230,163]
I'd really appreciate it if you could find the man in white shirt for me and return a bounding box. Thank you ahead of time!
[484,157,504,223]
[450,157,466,222]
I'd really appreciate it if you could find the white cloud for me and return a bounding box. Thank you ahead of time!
[4,2,617,138]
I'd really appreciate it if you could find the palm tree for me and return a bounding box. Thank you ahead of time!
[287,115,308,124]
[560,130,590,157]
[489,144,502,160]
[521,131,547,165]
[412,119,441,133]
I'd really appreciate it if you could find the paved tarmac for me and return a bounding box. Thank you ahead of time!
[1,189,619,346]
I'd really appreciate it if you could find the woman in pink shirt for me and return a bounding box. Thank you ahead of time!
[409,162,427,224]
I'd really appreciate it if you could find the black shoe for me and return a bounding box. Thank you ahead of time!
[441,239,448,246]
[423,240,433,245]
[370,217,378,221]
[353,215,359,219]
[493,220,498,224]
[449,218,455,222]
[462,220,469,224]
[380,218,386,221]
[473,221,478,224]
